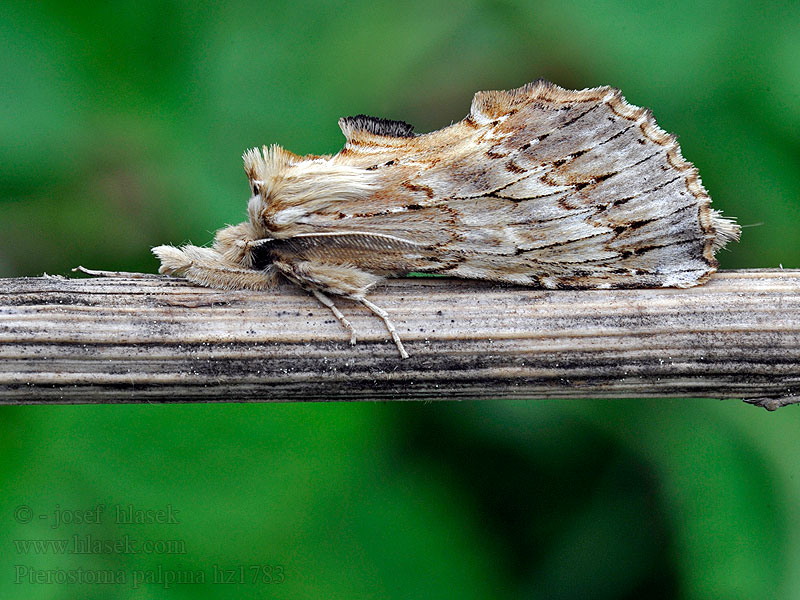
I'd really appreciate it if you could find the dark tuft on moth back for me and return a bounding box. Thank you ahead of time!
[339,115,416,138]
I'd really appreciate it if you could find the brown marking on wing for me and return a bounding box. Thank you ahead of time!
[402,181,435,198]
[573,171,618,191]
[505,160,526,174]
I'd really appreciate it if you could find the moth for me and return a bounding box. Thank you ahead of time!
[153,79,740,358]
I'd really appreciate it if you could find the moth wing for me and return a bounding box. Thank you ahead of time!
[261,80,738,288]
[257,232,444,276]
[416,80,695,203]
[334,80,737,287]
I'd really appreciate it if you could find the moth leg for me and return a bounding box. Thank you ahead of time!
[308,287,357,346]
[273,260,409,358]
[359,298,409,359]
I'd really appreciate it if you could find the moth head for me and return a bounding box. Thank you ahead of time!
[243,145,293,229]
[242,144,378,235]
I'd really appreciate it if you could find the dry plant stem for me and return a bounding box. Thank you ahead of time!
[1,269,799,408]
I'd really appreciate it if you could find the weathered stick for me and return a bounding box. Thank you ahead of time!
[1,270,798,408]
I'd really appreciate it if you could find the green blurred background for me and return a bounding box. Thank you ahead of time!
[2,0,799,598]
